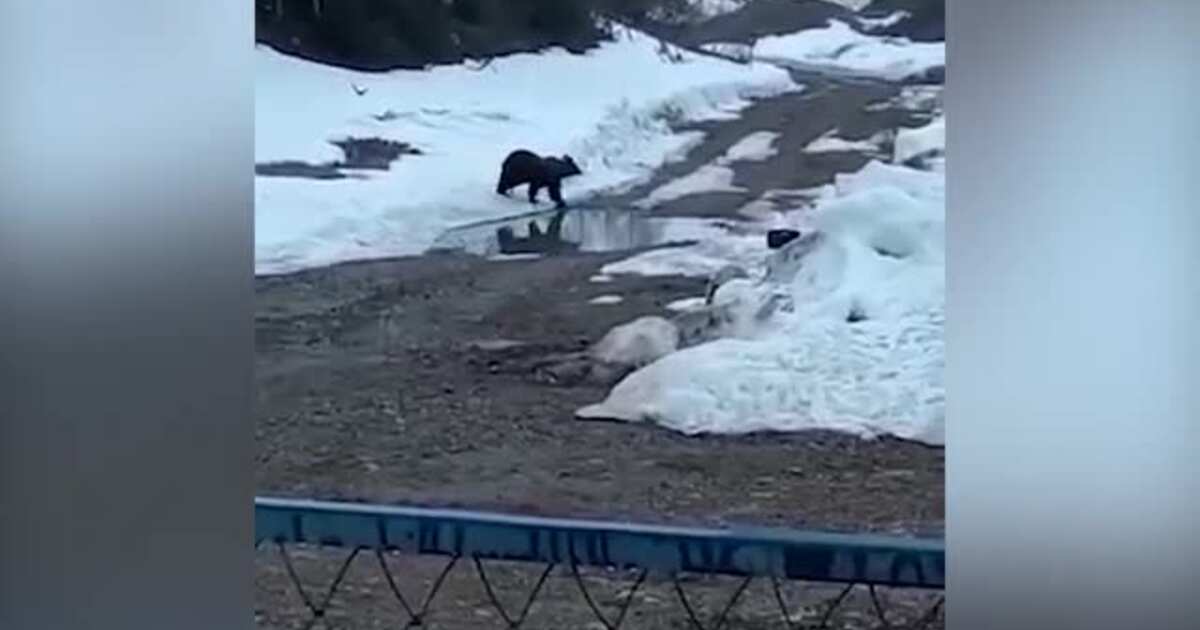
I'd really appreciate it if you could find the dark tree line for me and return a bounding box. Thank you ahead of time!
[255,0,697,71]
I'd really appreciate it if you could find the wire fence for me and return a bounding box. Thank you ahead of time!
[255,497,944,629]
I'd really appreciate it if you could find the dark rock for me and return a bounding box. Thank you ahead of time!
[767,229,802,249]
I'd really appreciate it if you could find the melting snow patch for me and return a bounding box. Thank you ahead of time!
[690,0,750,19]
[666,296,708,312]
[856,11,911,32]
[804,129,887,154]
[754,20,944,81]
[635,164,743,209]
[866,85,943,115]
[634,130,780,209]
[699,42,756,64]
[819,0,874,11]
[601,230,768,278]
[894,115,945,165]
[589,294,625,305]
[723,131,780,162]
[488,253,542,261]
[649,0,750,24]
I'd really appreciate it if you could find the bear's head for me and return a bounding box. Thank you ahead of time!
[559,155,582,177]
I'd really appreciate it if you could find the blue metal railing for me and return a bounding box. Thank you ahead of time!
[255,496,944,589]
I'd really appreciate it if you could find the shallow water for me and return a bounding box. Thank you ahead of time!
[428,206,711,257]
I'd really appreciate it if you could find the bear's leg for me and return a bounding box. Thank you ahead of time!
[528,183,541,204]
[548,182,567,209]
[547,209,566,238]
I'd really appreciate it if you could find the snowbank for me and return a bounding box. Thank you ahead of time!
[255,27,796,274]
[753,20,944,81]
[579,159,945,445]
[590,316,680,367]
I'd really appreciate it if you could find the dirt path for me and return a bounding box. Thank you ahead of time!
[593,72,928,219]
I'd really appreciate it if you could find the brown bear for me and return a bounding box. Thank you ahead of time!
[496,149,583,209]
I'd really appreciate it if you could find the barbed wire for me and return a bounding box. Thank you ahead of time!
[258,543,945,630]
[375,549,458,628]
[473,556,556,628]
[569,560,647,630]
[275,543,361,630]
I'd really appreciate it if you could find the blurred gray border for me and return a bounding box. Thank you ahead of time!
[948,1,1199,628]
[1,1,1197,629]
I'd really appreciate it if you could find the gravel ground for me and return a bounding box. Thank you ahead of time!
[255,6,945,627]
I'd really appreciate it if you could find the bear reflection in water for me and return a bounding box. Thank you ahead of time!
[496,210,577,255]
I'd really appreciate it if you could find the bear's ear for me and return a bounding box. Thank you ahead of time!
[562,154,574,163]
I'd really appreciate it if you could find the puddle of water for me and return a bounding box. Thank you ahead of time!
[429,206,714,257]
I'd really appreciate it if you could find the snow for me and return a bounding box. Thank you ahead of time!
[590,316,680,367]
[804,129,886,153]
[579,158,945,445]
[634,164,743,209]
[736,186,830,220]
[601,229,768,278]
[736,197,782,221]
[666,296,708,312]
[690,0,750,19]
[589,294,625,305]
[467,339,526,352]
[651,0,749,24]
[699,42,756,64]
[255,26,797,274]
[487,253,542,261]
[819,0,874,11]
[753,20,944,81]
[634,130,779,209]
[724,131,780,162]
[589,274,615,283]
[806,136,877,153]
[894,115,945,165]
[866,85,943,115]
[856,11,910,31]
[833,159,943,203]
